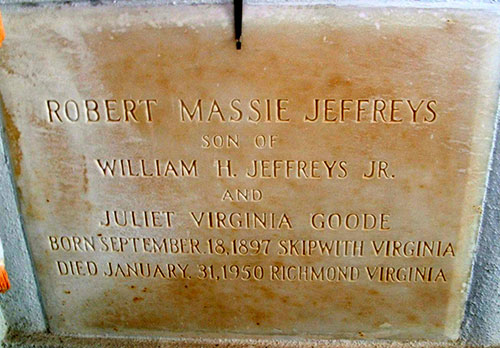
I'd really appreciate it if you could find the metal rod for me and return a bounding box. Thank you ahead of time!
[235,0,242,49]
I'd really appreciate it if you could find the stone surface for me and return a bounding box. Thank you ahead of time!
[0,331,464,348]
[0,4,500,341]
[0,122,46,334]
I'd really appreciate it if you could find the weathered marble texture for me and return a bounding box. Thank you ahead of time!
[0,4,500,342]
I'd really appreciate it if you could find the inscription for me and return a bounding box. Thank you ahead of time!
[179,98,290,123]
[48,235,456,258]
[221,189,263,201]
[304,99,438,123]
[189,211,293,230]
[45,98,439,125]
[46,99,157,123]
[95,159,198,177]
[103,262,189,279]
[310,212,391,231]
[99,210,175,228]
[202,134,240,148]
[38,90,472,336]
[54,259,448,283]
[245,160,348,179]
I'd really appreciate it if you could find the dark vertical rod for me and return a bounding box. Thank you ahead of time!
[235,0,242,49]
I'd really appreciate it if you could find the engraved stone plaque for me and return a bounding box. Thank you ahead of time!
[1,4,500,341]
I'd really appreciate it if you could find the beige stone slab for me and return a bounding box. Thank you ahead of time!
[1,3,500,341]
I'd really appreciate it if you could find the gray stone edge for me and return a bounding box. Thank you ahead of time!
[0,331,468,348]
[461,101,500,344]
[0,99,48,334]
[1,0,500,10]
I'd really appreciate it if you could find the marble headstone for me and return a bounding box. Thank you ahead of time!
[0,4,500,341]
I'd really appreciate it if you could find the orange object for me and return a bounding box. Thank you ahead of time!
[0,239,9,293]
[0,10,5,47]
[0,264,10,293]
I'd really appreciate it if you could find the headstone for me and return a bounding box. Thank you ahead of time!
[1,3,500,342]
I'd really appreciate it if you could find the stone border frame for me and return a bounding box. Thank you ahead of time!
[0,1,499,346]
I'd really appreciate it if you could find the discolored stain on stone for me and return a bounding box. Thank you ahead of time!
[0,3,499,342]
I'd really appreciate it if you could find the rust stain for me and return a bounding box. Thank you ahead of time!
[1,99,22,178]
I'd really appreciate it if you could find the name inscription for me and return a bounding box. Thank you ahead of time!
[46,98,438,124]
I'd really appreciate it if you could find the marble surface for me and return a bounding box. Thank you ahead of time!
[0,4,500,341]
